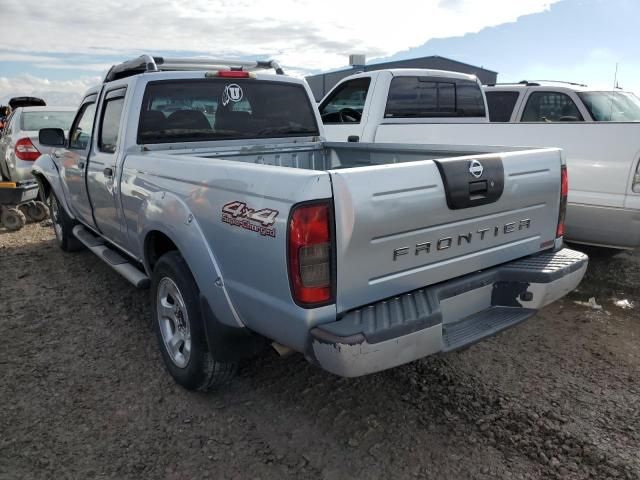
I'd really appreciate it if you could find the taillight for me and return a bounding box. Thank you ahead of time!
[218,70,250,78]
[288,202,333,306]
[15,138,40,161]
[557,165,568,238]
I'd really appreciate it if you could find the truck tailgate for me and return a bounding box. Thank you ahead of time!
[329,148,562,312]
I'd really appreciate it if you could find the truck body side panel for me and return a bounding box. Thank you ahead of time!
[119,152,337,350]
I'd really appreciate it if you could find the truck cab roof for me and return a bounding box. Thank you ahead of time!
[347,68,479,83]
[79,55,304,103]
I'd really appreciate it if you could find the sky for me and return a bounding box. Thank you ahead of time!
[0,0,637,106]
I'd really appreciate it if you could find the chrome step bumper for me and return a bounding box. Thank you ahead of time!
[309,248,587,377]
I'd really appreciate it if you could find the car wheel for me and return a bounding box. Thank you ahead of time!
[1,207,26,231]
[26,201,50,222]
[48,192,83,252]
[151,251,237,391]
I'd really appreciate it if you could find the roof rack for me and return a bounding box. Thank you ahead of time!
[103,55,285,83]
[485,80,588,87]
[522,80,588,87]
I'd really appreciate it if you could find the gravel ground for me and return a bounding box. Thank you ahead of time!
[1,223,638,480]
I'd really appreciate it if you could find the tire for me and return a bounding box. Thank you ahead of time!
[48,192,83,252]
[26,201,50,222]
[1,207,26,231]
[151,251,237,391]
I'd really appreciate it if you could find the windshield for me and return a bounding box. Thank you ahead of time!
[138,79,319,144]
[577,91,640,121]
[20,111,74,131]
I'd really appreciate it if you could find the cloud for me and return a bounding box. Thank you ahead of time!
[0,0,560,71]
[0,0,562,101]
[0,74,100,106]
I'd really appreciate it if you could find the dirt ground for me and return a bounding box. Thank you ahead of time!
[1,223,638,480]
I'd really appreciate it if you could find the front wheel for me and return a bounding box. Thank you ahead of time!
[151,251,237,391]
[48,192,83,252]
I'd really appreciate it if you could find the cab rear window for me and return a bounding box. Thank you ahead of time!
[138,79,319,144]
[384,77,486,118]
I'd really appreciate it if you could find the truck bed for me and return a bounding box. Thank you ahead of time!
[149,140,563,312]
[161,140,527,171]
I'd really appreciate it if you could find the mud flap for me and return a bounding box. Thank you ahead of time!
[199,295,269,362]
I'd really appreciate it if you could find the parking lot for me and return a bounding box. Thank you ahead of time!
[1,222,638,480]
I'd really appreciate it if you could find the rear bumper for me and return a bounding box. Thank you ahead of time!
[565,203,640,249]
[307,248,587,377]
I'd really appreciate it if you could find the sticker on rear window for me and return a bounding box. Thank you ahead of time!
[222,84,243,106]
[222,201,278,237]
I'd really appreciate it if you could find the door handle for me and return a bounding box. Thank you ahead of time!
[347,135,360,142]
[103,167,113,177]
[78,161,85,169]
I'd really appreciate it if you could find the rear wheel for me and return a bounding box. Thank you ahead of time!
[151,251,236,391]
[1,207,26,231]
[49,192,83,252]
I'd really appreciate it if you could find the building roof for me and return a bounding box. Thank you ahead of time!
[309,55,497,77]
[368,55,498,74]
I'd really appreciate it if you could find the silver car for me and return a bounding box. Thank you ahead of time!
[0,106,75,182]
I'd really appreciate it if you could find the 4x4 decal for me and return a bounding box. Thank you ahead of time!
[221,201,279,238]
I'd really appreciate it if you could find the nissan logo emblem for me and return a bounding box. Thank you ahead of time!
[469,159,484,178]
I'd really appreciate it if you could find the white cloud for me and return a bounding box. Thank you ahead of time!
[1,0,560,71]
[34,62,110,72]
[0,0,563,102]
[0,74,100,106]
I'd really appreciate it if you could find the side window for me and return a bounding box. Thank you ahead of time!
[385,77,486,118]
[521,91,583,122]
[319,78,371,124]
[69,102,97,150]
[99,96,125,153]
[485,91,520,122]
[4,112,16,134]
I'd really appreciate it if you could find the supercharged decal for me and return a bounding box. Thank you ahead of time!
[221,201,279,238]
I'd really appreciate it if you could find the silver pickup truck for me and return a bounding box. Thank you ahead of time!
[33,56,587,392]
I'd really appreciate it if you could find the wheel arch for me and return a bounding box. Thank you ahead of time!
[144,229,179,272]
[142,225,266,362]
[138,192,244,329]
[32,155,75,220]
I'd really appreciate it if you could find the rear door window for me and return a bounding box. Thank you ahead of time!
[3,112,16,135]
[521,91,584,122]
[99,92,125,153]
[319,78,371,124]
[485,91,520,122]
[384,77,486,118]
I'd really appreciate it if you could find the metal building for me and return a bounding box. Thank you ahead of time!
[306,55,498,101]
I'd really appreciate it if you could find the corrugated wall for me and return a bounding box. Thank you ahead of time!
[306,56,498,101]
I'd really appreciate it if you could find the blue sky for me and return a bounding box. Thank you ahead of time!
[378,0,640,91]
[0,0,637,105]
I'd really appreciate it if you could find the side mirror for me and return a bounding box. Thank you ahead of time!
[39,128,66,147]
